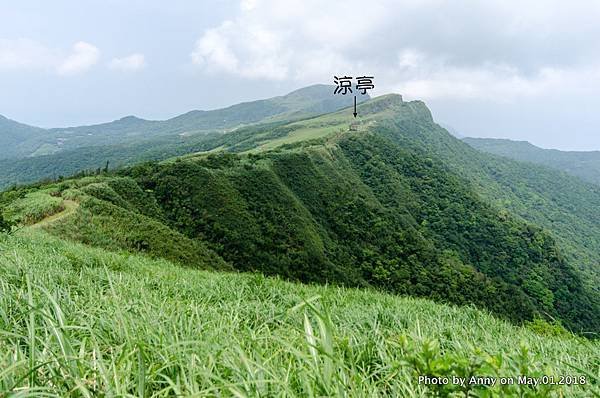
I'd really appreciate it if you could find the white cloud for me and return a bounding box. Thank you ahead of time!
[109,53,146,71]
[0,38,58,69]
[190,0,600,103]
[0,39,101,76]
[191,20,289,80]
[57,41,100,75]
[389,50,600,102]
[190,0,388,81]
[389,52,547,101]
[240,0,258,11]
[191,21,290,80]
[192,22,240,74]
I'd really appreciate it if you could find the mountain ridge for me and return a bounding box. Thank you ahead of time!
[3,93,598,336]
[0,84,368,161]
[464,137,600,185]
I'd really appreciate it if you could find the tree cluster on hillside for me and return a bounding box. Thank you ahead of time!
[0,211,12,233]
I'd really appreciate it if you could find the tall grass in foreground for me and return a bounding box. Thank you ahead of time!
[0,231,598,397]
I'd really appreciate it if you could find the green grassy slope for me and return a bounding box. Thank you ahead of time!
[0,230,598,397]
[126,140,598,334]
[463,137,600,185]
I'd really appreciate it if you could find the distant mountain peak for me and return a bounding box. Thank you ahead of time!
[0,114,21,124]
[355,93,435,123]
[118,115,143,122]
[283,84,338,99]
[0,114,43,131]
[0,84,374,161]
[366,93,403,106]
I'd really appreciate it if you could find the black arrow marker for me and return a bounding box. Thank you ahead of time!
[353,95,357,118]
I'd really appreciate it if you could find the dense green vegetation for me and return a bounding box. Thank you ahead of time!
[0,116,345,189]
[0,210,12,232]
[2,94,598,336]
[2,90,600,395]
[0,85,368,189]
[0,133,218,189]
[0,176,229,272]
[373,108,600,297]
[0,231,597,397]
[3,133,591,335]
[0,119,312,189]
[464,137,600,185]
[125,138,597,334]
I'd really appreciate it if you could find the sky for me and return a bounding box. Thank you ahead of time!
[1,0,599,150]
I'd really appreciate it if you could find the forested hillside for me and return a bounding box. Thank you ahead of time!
[3,95,597,335]
[0,132,222,189]
[464,137,600,185]
[359,101,600,296]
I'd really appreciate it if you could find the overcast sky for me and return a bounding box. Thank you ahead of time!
[1,0,599,150]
